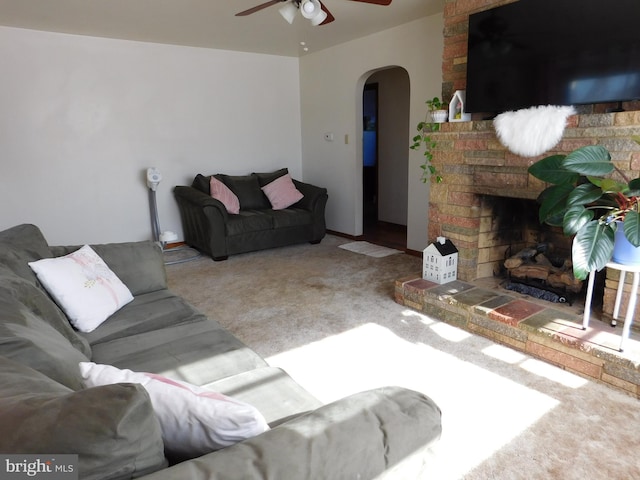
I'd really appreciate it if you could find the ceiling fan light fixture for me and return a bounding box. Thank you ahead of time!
[300,0,321,19]
[310,9,327,26]
[278,2,298,24]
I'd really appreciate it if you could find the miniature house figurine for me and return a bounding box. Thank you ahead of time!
[423,237,459,284]
[448,90,471,122]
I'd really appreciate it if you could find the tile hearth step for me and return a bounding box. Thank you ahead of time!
[395,275,640,398]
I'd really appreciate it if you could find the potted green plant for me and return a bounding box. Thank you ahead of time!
[410,97,446,184]
[527,138,640,280]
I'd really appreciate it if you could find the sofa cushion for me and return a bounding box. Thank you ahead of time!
[86,305,268,386]
[0,315,89,390]
[261,173,304,210]
[204,367,323,427]
[28,245,134,333]
[0,356,167,480]
[0,268,91,357]
[215,174,271,210]
[210,176,240,214]
[81,362,270,459]
[80,289,209,346]
[0,224,52,284]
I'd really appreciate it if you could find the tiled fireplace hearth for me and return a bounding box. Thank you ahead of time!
[427,112,640,320]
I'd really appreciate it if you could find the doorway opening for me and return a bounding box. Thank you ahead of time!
[361,68,410,251]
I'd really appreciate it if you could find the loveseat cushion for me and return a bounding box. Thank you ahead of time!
[226,210,274,236]
[270,208,314,229]
[0,356,167,480]
[253,167,289,187]
[215,174,271,210]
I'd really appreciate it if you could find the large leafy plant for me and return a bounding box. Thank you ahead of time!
[528,138,640,280]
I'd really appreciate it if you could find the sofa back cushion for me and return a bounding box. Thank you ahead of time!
[0,356,167,480]
[0,224,52,284]
[0,267,91,357]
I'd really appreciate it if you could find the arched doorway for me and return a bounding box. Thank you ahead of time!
[361,67,410,250]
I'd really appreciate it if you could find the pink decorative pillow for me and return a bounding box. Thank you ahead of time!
[261,174,304,210]
[210,176,240,214]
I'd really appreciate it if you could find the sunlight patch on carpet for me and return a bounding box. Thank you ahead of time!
[266,322,559,479]
[338,241,403,257]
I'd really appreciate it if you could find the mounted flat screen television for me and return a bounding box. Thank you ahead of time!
[465,0,640,115]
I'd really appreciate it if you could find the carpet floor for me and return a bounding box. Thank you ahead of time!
[166,234,640,479]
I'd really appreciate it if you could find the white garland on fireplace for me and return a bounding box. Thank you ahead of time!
[493,105,576,157]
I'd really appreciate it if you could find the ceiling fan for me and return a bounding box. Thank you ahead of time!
[236,0,392,27]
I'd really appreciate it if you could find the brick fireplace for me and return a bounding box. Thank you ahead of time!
[432,0,640,320]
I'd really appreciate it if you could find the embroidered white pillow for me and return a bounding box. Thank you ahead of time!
[79,362,270,457]
[210,176,240,214]
[28,245,133,333]
[261,173,304,210]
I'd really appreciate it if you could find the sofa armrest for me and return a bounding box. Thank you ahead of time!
[139,387,441,480]
[292,180,328,213]
[51,241,167,296]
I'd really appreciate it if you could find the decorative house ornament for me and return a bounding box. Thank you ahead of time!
[448,90,471,122]
[493,105,576,157]
[423,237,458,284]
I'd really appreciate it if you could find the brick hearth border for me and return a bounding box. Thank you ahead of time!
[395,275,640,398]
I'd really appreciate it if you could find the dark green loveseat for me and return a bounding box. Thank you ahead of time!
[174,169,328,261]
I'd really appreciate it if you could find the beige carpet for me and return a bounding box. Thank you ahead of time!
[166,235,640,480]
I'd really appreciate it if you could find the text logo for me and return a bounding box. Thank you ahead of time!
[0,455,77,480]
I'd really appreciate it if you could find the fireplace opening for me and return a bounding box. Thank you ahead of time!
[480,195,604,307]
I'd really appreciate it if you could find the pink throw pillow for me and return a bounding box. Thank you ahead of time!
[261,174,304,210]
[210,176,240,214]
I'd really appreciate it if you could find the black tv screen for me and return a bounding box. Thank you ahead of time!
[465,0,640,114]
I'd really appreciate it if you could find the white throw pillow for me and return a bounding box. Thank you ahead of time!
[79,362,270,458]
[28,245,134,333]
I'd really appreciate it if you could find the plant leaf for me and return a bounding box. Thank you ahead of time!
[528,154,578,184]
[566,183,602,207]
[571,220,615,280]
[623,211,640,247]
[628,178,640,195]
[563,206,594,236]
[537,184,574,224]
[562,145,615,176]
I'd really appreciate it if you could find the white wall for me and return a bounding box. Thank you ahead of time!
[0,27,302,245]
[299,15,444,250]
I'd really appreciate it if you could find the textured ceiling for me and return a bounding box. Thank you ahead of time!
[0,0,445,57]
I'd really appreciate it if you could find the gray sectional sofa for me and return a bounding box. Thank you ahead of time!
[0,223,442,479]
[174,169,328,260]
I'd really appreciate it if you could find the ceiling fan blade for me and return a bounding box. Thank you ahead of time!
[348,0,392,5]
[235,0,282,17]
[319,2,335,25]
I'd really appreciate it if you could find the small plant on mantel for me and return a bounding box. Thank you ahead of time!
[527,137,640,280]
[410,97,446,184]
